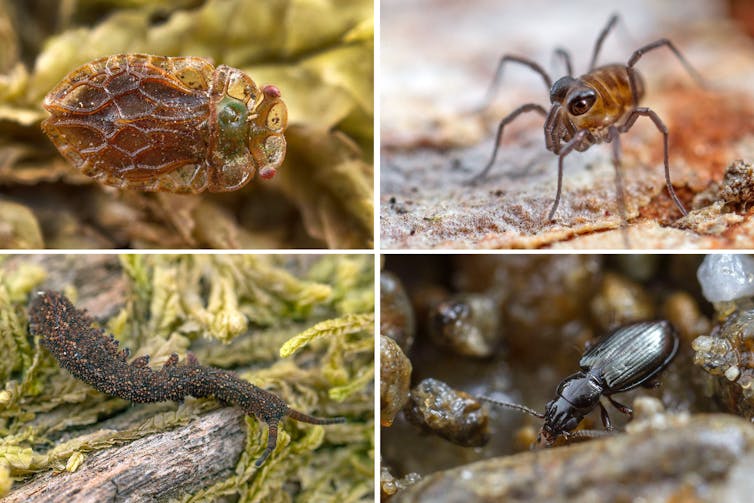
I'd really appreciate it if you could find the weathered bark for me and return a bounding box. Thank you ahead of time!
[4,408,247,502]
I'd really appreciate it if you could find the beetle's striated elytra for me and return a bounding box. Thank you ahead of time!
[42,54,288,193]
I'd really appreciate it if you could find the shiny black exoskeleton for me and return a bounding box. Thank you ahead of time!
[482,320,679,445]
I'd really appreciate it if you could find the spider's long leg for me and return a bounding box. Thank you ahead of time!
[468,103,547,184]
[548,129,588,220]
[478,55,552,112]
[553,48,573,77]
[608,126,631,248]
[620,107,688,216]
[626,38,705,105]
[589,14,620,70]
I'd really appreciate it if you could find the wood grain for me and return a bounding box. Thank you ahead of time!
[4,408,247,502]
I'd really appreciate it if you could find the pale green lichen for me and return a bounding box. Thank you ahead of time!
[0,254,374,500]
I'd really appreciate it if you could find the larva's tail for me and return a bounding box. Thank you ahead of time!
[286,407,346,425]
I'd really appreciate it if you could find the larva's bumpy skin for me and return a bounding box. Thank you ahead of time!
[28,291,344,466]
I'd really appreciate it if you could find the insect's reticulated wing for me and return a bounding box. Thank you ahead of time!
[42,54,214,193]
[579,321,679,393]
[205,66,287,192]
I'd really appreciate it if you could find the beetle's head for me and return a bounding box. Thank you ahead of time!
[538,395,582,445]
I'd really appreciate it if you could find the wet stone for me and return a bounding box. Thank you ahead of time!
[692,301,754,418]
[392,414,754,503]
[697,254,754,303]
[381,335,413,427]
[404,378,490,447]
[381,271,416,353]
[427,294,501,358]
[590,272,654,331]
[381,465,421,500]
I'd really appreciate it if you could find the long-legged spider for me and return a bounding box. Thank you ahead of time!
[470,14,704,222]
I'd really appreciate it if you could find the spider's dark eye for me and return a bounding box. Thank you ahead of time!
[567,90,597,116]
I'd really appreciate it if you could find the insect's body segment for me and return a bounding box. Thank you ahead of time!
[470,14,704,222]
[481,320,679,446]
[42,54,287,193]
[29,291,343,467]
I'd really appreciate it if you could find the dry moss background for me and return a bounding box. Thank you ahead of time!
[0,0,373,249]
[0,254,374,501]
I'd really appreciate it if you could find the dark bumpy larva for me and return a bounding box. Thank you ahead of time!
[28,291,344,466]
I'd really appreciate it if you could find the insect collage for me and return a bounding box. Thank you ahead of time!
[1,0,754,502]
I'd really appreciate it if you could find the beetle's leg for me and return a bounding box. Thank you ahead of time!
[607,395,633,417]
[478,55,552,112]
[598,401,613,430]
[608,126,631,248]
[548,129,588,220]
[619,107,688,216]
[589,14,619,70]
[553,48,573,77]
[468,103,547,184]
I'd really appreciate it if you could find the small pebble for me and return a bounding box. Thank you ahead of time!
[697,254,754,302]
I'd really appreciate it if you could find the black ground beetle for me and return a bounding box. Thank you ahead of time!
[481,320,679,445]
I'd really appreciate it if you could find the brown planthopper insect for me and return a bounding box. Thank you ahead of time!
[42,54,287,193]
[469,14,704,223]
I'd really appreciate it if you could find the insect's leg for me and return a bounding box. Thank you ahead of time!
[627,38,705,90]
[620,107,688,216]
[589,14,620,70]
[468,103,547,184]
[599,401,613,430]
[607,395,633,417]
[553,48,573,77]
[254,419,280,467]
[548,129,588,221]
[608,126,631,248]
[478,55,552,112]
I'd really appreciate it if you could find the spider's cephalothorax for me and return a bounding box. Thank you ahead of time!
[471,14,704,222]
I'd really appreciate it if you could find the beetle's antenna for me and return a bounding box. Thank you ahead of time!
[479,396,545,418]
[568,429,613,440]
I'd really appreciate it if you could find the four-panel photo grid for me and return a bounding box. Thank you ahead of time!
[1,0,754,501]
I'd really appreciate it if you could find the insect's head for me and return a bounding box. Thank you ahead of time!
[549,76,598,117]
[539,395,581,445]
